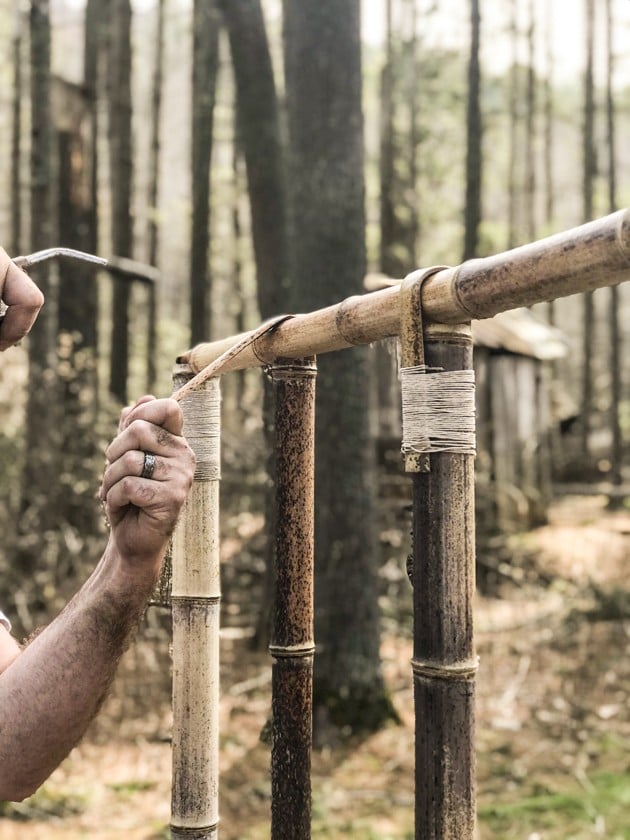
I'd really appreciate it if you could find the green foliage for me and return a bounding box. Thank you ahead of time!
[107,780,157,795]
[478,770,630,839]
[0,783,89,821]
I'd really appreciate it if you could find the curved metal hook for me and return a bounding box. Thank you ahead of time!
[13,248,108,271]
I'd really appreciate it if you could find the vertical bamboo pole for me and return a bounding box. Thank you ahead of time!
[400,273,477,839]
[171,366,222,840]
[269,357,317,840]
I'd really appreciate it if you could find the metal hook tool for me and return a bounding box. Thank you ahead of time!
[0,248,108,324]
[12,248,108,271]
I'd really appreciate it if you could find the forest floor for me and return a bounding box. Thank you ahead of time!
[0,494,628,839]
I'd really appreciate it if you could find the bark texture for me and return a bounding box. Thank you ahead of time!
[463,0,482,260]
[107,0,134,403]
[283,0,396,737]
[190,0,220,345]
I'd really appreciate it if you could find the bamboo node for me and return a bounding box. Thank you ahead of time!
[335,295,372,345]
[269,643,316,659]
[411,657,479,681]
[400,367,476,455]
[170,595,221,607]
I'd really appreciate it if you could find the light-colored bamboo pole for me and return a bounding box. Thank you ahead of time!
[178,210,630,374]
[171,366,221,840]
[269,357,317,840]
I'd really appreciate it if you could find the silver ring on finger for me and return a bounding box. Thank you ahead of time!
[141,451,156,480]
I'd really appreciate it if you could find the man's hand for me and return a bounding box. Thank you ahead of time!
[100,396,195,572]
[0,248,45,351]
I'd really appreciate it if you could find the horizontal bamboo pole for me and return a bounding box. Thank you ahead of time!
[178,210,630,375]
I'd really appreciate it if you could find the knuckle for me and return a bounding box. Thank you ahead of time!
[123,450,140,473]
[30,287,45,308]
[120,475,134,493]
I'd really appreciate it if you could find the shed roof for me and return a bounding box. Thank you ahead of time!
[472,308,567,360]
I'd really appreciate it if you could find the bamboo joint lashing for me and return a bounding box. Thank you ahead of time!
[411,657,480,681]
[400,366,476,456]
[176,377,221,481]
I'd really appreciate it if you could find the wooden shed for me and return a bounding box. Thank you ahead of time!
[472,308,567,532]
[369,302,567,534]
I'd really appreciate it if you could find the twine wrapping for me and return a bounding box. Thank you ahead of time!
[411,656,479,681]
[175,374,221,481]
[400,365,476,456]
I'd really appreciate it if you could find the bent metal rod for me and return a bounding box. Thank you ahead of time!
[0,248,109,325]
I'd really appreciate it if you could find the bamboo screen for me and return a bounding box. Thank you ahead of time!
[167,210,630,840]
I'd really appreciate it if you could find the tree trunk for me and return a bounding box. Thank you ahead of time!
[22,0,58,548]
[147,0,165,269]
[379,0,397,276]
[107,0,134,404]
[230,138,248,422]
[190,0,220,346]
[506,0,520,249]
[218,0,287,321]
[581,0,596,458]
[524,0,536,242]
[11,7,23,255]
[543,0,555,322]
[543,0,554,232]
[463,0,482,260]
[84,0,103,260]
[145,0,165,392]
[407,0,419,264]
[283,0,396,738]
[56,120,100,537]
[605,0,621,487]
[218,0,289,650]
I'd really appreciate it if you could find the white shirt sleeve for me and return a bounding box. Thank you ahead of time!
[0,611,11,632]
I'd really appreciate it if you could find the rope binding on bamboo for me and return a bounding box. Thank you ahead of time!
[411,656,479,681]
[174,375,221,482]
[399,364,476,456]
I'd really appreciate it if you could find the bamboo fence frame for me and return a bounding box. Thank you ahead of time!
[169,210,630,839]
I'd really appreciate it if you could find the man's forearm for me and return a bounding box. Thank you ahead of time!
[0,542,162,801]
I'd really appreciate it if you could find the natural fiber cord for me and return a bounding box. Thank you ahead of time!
[178,379,221,481]
[400,366,476,456]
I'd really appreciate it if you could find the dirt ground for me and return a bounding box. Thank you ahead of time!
[0,495,628,839]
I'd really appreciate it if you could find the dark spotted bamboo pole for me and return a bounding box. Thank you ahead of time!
[179,210,630,374]
[171,367,221,840]
[401,296,477,840]
[269,358,317,840]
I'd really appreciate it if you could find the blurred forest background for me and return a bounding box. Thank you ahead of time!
[0,0,629,837]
